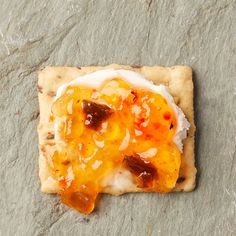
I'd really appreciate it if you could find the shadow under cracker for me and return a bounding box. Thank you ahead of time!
[192,70,201,190]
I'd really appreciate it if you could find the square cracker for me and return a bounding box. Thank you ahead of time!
[37,64,196,194]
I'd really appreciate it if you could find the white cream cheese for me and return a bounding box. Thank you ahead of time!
[55,69,190,152]
[101,167,136,192]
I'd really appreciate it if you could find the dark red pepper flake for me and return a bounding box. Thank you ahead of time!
[82,100,113,130]
[145,134,153,139]
[124,154,157,188]
[163,112,171,120]
[169,123,174,129]
[131,90,138,102]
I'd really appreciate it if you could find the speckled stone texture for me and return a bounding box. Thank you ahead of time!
[0,0,235,235]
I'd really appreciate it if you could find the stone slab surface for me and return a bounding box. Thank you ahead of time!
[0,0,235,235]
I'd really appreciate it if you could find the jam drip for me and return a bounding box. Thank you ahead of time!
[60,184,98,214]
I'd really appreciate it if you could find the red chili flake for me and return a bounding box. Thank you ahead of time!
[124,154,157,188]
[59,178,67,187]
[140,118,145,123]
[169,123,174,129]
[163,112,171,120]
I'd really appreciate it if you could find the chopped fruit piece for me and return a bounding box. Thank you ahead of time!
[59,177,67,187]
[82,100,113,130]
[124,154,157,188]
[50,78,181,214]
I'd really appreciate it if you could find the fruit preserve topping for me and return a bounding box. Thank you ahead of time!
[50,78,182,214]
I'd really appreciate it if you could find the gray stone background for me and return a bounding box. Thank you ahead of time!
[0,0,235,235]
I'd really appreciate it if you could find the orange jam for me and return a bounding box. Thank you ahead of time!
[50,78,181,214]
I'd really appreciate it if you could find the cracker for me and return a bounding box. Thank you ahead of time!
[37,64,196,194]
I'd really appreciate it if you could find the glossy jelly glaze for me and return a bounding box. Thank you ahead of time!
[49,72,189,214]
